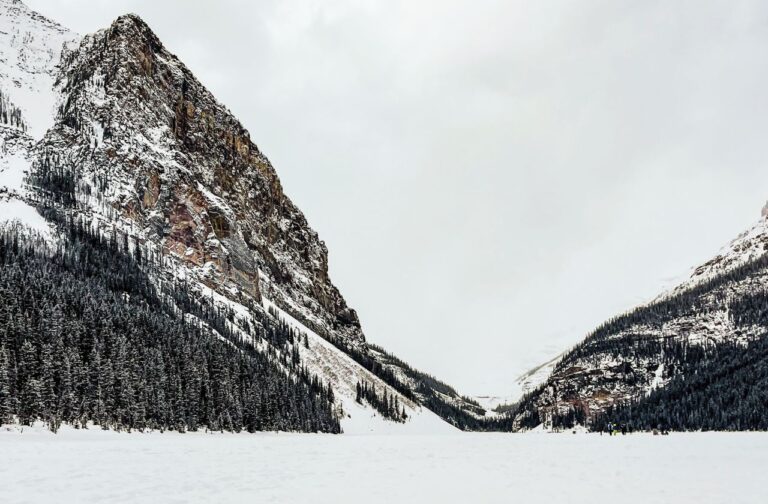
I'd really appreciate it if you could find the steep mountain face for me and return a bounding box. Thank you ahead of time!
[0,1,485,433]
[512,209,768,430]
[44,13,363,349]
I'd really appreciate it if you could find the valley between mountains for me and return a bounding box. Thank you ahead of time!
[2,0,768,435]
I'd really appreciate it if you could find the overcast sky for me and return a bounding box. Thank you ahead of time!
[28,0,768,395]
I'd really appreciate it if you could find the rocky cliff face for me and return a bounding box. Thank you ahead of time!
[39,14,364,348]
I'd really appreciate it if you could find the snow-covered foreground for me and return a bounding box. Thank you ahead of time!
[1,428,764,504]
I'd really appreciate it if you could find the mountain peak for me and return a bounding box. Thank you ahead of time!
[106,13,164,54]
[111,13,158,37]
[51,9,367,349]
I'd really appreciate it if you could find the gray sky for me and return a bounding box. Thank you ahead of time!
[28,0,768,395]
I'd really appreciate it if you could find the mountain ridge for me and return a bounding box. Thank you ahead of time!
[510,205,768,430]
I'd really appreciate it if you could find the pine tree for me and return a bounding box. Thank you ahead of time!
[21,379,43,425]
[0,346,12,424]
[40,343,57,424]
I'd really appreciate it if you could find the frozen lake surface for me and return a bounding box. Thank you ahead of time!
[2,427,765,504]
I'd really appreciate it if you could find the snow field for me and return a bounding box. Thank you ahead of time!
[1,427,765,504]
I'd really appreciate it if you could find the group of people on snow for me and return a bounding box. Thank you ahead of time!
[595,422,670,435]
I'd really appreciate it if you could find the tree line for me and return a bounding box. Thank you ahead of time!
[355,380,407,422]
[593,298,768,432]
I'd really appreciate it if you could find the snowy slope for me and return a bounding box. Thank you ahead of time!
[661,211,768,298]
[263,298,456,434]
[472,351,562,414]
[0,0,75,234]
[0,130,52,235]
[510,353,562,401]
[0,0,78,139]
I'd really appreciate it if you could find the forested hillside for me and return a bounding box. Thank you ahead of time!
[510,249,768,431]
[0,216,340,433]
[594,310,768,431]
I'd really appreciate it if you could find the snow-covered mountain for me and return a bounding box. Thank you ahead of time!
[0,1,489,433]
[512,206,768,430]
